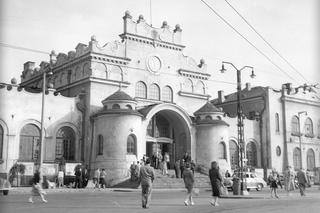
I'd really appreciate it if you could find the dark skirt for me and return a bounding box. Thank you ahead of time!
[211,184,221,197]
[270,181,278,188]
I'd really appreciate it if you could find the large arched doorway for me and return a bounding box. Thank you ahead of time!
[19,124,40,162]
[55,126,75,161]
[143,104,192,168]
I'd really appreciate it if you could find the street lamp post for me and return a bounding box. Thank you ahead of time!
[220,61,255,195]
[38,60,53,184]
[297,111,307,169]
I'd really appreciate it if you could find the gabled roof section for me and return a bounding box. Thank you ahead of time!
[194,102,221,115]
[103,90,135,102]
[212,86,267,105]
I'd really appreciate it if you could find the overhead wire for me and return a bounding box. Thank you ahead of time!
[0,42,50,55]
[199,0,298,83]
[223,0,310,84]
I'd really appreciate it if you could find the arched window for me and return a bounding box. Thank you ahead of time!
[0,125,3,159]
[127,134,136,155]
[19,124,40,161]
[291,116,299,135]
[218,142,226,159]
[229,140,239,169]
[149,83,160,100]
[317,120,320,138]
[56,126,75,161]
[97,135,103,156]
[246,142,257,167]
[293,147,301,170]
[135,81,147,98]
[162,86,173,102]
[307,149,315,171]
[304,117,313,137]
[112,104,120,109]
[195,80,205,94]
[275,113,280,133]
[184,78,193,93]
[205,115,212,120]
[125,104,132,110]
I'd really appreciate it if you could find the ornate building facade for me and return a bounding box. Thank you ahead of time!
[0,12,319,185]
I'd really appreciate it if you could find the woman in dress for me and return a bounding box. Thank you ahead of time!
[28,170,47,203]
[268,169,279,198]
[284,166,295,196]
[209,161,222,206]
[182,162,195,206]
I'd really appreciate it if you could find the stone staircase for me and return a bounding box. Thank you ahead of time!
[112,169,211,189]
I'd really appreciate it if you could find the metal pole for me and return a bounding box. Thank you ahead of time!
[39,71,46,183]
[298,115,302,169]
[236,69,245,195]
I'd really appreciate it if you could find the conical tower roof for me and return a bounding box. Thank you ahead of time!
[102,90,135,102]
[194,102,221,115]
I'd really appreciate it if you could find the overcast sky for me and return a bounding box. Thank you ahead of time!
[0,0,319,94]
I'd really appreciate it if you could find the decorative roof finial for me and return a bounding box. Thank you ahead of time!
[174,24,182,32]
[137,15,144,23]
[91,35,97,42]
[161,21,168,28]
[123,10,132,19]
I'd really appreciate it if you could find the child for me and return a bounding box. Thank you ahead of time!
[28,170,47,203]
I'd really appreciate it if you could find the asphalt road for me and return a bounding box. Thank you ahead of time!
[1,187,320,213]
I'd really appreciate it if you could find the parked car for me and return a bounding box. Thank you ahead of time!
[225,172,267,191]
[0,177,11,195]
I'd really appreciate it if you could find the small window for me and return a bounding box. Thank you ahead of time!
[127,134,136,155]
[162,86,173,102]
[0,125,3,159]
[291,116,299,136]
[135,81,147,98]
[126,104,132,110]
[304,117,314,137]
[276,146,281,156]
[275,113,280,133]
[149,83,160,100]
[112,104,120,109]
[97,135,103,155]
[205,115,212,120]
[218,142,226,159]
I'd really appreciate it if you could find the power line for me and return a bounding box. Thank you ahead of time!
[223,0,310,84]
[0,42,50,55]
[199,0,298,83]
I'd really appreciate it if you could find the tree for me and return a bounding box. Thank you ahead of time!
[9,163,26,187]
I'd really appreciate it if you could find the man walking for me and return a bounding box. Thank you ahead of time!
[139,158,155,209]
[296,168,308,196]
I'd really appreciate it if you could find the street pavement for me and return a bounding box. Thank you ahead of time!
[1,186,320,213]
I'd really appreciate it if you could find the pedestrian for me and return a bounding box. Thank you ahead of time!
[268,169,279,198]
[139,158,155,209]
[82,167,89,188]
[93,168,100,189]
[174,159,181,178]
[296,168,308,196]
[161,159,167,175]
[180,159,185,179]
[100,169,107,189]
[74,166,82,188]
[284,166,295,196]
[209,161,222,206]
[164,152,170,170]
[182,162,195,206]
[130,161,137,181]
[57,169,64,188]
[28,169,47,203]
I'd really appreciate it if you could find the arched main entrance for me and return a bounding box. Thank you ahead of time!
[142,103,193,167]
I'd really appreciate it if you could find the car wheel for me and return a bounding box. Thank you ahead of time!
[3,190,9,195]
[256,184,263,191]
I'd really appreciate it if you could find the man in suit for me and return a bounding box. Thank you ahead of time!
[139,158,155,209]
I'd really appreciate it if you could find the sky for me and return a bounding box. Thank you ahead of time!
[0,0,319,94]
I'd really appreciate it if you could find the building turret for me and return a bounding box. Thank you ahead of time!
[194,102,230,173]
[91,90,143,185]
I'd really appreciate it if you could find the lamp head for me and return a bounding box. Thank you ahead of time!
[220,64,226,73]
[250,69,256,79]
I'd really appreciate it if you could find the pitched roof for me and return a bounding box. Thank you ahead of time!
[194,102,221,115]
[103,90,135,102]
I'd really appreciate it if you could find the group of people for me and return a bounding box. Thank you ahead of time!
[268,166,311,198]
[93,168,107,189]
[74,166,89,188]
[174,152,196,178]
[137,158,224,209]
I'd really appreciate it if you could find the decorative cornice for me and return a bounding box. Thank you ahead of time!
[178,69,210,80]
[55,77,130,93]
[178,91,210,100]
[281,96,320,107]
[120,33,185,51]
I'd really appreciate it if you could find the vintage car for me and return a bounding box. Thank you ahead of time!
[225,172,267,191]
[0,177,11,195]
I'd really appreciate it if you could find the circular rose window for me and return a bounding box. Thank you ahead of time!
[147,56,162,73]
[276,146,281,156]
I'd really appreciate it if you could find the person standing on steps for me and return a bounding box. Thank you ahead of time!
[139,158,155,209]
[182,162,195,206]
[209,161,222,206]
